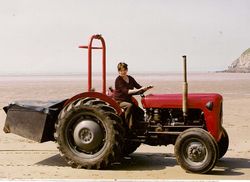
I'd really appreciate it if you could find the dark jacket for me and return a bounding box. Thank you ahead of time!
[114,75,141,102]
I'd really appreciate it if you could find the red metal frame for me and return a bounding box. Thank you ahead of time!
[79,34,106,94]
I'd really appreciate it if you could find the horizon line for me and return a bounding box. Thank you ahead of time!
[0,70,220,77]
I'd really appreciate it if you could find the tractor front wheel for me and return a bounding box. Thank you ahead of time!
[174,128,218,173]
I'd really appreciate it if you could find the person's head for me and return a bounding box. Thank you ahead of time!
[117,62,128,77]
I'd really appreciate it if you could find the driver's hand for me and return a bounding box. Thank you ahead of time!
[146,85,153,89]
[143,85,153,91]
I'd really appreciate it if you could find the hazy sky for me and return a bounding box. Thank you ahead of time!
[0,0,250,75]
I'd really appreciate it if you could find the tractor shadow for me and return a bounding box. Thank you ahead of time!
[109,152,176,170]
[209,157,250,176]
[36,153,250,175]
[35,152,176,170]
[35,154,68,167]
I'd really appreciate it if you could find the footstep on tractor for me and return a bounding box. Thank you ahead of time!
[3,34,229,173]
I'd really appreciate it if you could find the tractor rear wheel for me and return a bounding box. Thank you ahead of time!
[174,128,218,173]
[217,127,229,159]
[54,97,124,169]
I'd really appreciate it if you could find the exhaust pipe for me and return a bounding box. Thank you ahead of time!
[182,55,188,122]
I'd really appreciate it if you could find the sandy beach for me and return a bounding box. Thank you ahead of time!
[0,72,250,180]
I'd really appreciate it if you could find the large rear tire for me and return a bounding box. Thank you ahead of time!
[217,127,229,159]
[174,128,218,173]
[54,97,124,169]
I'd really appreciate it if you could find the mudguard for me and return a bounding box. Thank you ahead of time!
[64,92,122,115]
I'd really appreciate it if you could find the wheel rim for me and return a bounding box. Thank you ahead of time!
[66,113,106,156]
[183,139,208,166]
[73,119,104,153]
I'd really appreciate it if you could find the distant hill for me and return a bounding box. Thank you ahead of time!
[224,48,250,73]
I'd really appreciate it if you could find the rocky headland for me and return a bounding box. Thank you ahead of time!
[224,48,250,73]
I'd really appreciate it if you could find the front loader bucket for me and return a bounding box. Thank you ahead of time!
[3,100,66,143]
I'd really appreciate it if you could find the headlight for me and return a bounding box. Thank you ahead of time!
[205,101,213,111]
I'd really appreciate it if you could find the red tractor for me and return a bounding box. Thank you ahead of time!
[3,34,229,173]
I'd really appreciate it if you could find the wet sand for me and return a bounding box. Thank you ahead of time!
[0,73,250,180]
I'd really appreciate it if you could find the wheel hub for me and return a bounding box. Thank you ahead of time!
[186,142,206,162]
[79,128,93,143]
[73,119,104,153]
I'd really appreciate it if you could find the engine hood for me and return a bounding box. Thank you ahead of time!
[141,93,222,109]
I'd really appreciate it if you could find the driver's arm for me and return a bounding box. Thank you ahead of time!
[128,87,146,95]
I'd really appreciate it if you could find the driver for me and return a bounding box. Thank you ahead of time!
[114,62,152,129]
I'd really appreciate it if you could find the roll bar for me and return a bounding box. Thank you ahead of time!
[79,34,106,94]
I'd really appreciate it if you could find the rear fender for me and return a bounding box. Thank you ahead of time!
[64,92,122,115]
